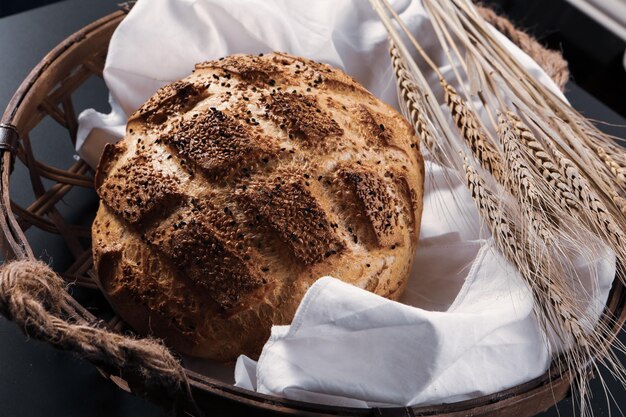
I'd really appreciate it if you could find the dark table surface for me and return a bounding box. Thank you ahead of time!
[1,1,625,416]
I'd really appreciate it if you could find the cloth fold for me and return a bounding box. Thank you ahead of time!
[76,0,615,407]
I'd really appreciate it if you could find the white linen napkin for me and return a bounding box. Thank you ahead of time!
[76,0,616,407]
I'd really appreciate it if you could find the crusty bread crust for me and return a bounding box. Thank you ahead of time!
[92,52,424,361]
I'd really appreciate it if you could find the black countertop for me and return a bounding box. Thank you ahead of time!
[0,1,624,416]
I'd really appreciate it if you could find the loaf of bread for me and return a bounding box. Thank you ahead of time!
[92,52,424,361]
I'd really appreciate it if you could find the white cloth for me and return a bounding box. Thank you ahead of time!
[76,0,616,407]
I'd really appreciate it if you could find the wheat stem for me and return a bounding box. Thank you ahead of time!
[388,43,439,158]
[507,112,580,211]
[444,82,503,181]
[498,113,554,243]
[597,146,626,187]
[541,133,626,259]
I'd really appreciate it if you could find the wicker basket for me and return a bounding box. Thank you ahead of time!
[1,6,624,417]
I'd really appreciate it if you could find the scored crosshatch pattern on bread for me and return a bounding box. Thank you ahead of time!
[92,52,424,360]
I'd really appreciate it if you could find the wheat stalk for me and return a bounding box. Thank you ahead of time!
[497,113,554,244]
[388,43,439,159]
[597,146,626,187]
[389,41,437,152]
[507,112,580,211]
[510,112,626,278]
[541,133,626,259]
[443,82,503,181]
[611,193,626,216]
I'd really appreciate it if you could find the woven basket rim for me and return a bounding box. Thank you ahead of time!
[2,8,624,416]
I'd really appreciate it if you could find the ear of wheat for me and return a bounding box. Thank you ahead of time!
[388,43,441,161]
[370,0,626,413]
[444,82,503,181]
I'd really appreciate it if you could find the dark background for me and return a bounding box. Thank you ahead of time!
[0,0,625,416]
[0,0,54,17]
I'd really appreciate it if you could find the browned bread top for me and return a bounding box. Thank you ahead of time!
[92,52,424,361]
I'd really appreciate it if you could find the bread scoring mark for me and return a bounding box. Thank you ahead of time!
[357,105,393,146]
[119,260,201,336]
[96,248,203,337]
[97,155,181,224]
[239,174,345,265]
[95,142,126,190]
[393,172,419,239]
[196,55,281,85]
[338,168,402,247]
[162,108,276,178]
[265,92,343,144]
[133,81,208,125]
[145,201,265,311]
[321,77,371,97]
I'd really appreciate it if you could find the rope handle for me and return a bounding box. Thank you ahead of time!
[0,259,202,416]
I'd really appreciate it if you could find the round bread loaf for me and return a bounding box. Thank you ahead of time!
[92,52,424,361]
